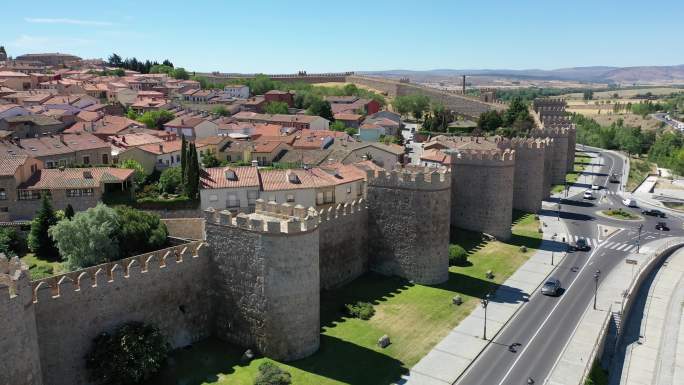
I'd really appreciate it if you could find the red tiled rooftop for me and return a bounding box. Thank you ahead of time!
[19,167,134,190]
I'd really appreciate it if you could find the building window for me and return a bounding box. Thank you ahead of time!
[357,182,364,196]
[18,189,44,200]
[176,155,180,162]
[227,194,238,208]
[46,161,54,168]
[0,189,6,200]
[158,158,163,164]
[102,154,109,164]
[83,188,94,197]
[83,156,90,165]
[209,194,218,202]
[316,192,324,205]
[67,189,82,198]
[227,155,232,162]
[346,186,352,194]
[0,207,7,213]
[325,191,334,203]
[247,190,258,205]
[286,194,295,203]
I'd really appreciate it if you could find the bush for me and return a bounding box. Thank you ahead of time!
[86,322,170,385]
[345,301,375,320]
[448,244,468,266]
[158,166,182,194]
[0,227,26,257]
[29,264,54,280]
[114,206,168,258]
[254,362,292,385]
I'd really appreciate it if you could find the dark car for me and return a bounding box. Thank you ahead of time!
[642,209,666,218]
[574,237,590,251]
[656,222,669,231]
[609,173,619,183]
[541,278,562,296]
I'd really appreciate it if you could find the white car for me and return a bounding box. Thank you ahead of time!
[591,184,600,191]
[583,190,594,200]
[622,198,637,207]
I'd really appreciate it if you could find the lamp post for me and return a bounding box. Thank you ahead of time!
[565,181,569,198]
[551,233,557,265]
[637,224,643,253]
[593,270,601,310]
[481,294,490,340]
[557,204,562,221]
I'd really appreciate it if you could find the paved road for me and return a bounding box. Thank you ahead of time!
[455,149,684,385]
[651,113,684,131]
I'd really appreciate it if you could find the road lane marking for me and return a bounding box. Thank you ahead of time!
[494,228,621,385]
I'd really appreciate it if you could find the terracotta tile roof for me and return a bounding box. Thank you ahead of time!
[333,113,363,121]
[310,163,366,185]
[252,140,286,153]
[60,132,110,151]
[260,168,332,191]
[0,104,22,113]
[67,115,142,135]
[0,71,29,78]
[420,148,449,164]
[136,139,207,155]
[200,166,260,189]
[164,116,206,128]
[196,135,230,146]
[110,132,164,148]
[2,114,63,126]
[291,129,352,149]
[19,167,133,190]
[76,110,101,122]
[0,155,30,176]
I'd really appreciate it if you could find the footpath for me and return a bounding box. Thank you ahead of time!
[546,237,684,385]
[611,247,684,385]
[401,199,571,385]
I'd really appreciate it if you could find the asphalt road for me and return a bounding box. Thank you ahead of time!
[651,113,684,131]
[455,149,684,385]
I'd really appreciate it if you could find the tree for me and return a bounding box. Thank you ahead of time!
[184,143,200,199]
[119,159,146,187]
[345,127,358,136]
[158,166,183,194]
[583,90,594,101]
[264,101,290,115]
[86,322,170,385]
[0,227,24,257]
[28,194,60,261]
[49,203,120,269]
[477,110,503,132]
[180,136,188,187]
[171,67,189,80]
[343,83,359,96]
[409,95,431,120]
[149,64,173,75]
[64,204,75,220]
[392,95,413,117]
[161,59,174,68]
[307,99,334,121]
[329,121,347,132]
[107,53,123,67]
[211,105,231,117]
[201,150,220,168]
[114,206,167,259]
[254,362,292,385]
[136,110,175,129]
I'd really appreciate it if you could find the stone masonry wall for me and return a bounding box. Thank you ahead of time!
[318,200,369,290]
[498,139,547,213]
[32,242,212,385]
[449,150,515,240]
[162,217,206,240]
[206,203,320,361]
[0,257,43,385]
[367,169,450,284]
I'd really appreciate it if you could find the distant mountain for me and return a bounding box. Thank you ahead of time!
[359,65,684,84]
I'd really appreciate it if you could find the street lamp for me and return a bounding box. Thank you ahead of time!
[593,270,601,310]
[637,224,643,253]
[551,233,557,265]
[481,294,490,340]
[564,181,569,198]
[557,204,562,221]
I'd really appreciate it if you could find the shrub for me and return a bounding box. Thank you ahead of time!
[254,362,292,385]
[158,166,182,194]
[345,301,375,320]
[114,206,168,258]
[86,322,169,385]
[0,227,26,257]
[29,264,54,280]
[28,194,60,261]
[448,244,468,266]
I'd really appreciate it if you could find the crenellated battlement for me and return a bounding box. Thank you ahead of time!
[446,148,516,164]
[496,137,548,150]
[533,98,567,111]
[317,198,367,223]
[532,126,571,138]
[0,254,31,301]
[204,199,320,234]
[30,241,206,303]
[365,167,450,190]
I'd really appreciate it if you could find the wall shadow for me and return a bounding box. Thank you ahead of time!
[539,208,594,222]
[431,271,529,305]
[545,197,595,208]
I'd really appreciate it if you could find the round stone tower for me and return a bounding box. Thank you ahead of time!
[497,137,548,213]
[447,149,515,240]
[533,127,569,185]
[366,168,451,285]
[205,201,320,361]
[0,255,43,385]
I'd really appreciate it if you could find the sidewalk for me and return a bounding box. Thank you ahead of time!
[402,203,570,385]
[614,248,684,385]
[546,237,684,385]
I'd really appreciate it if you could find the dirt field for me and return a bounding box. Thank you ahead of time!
[563,87,681,100]
[565,99,665,130]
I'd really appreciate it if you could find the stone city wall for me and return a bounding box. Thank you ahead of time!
[318,199,369,290]
[161,217,206,240]
[366,169,451,284]
[205,201,320,361]
[497,138,548,213]
[31,241,212,385]
[448,149,515,240]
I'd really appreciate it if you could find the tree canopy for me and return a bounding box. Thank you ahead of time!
[114,206,168,259]
[28,194,60,261]
[119,159,146,187]
[307,99,334,121]
[158,166,183,194]
[264,101,290,115]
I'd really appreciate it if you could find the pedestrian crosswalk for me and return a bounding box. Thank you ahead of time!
[557,234,640,253]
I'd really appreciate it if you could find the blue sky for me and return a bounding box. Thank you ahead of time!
[2,0,683,73]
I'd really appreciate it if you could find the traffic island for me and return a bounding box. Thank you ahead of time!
[596,208,643,221]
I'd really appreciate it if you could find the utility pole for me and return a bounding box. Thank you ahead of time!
[637,224,643,253]
[593,270,601,310]
[557,204,562,221]
[481,294,489,340]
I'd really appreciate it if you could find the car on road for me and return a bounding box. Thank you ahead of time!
[622,198,637,207]
[574,237,590,251]
[541,278,562,296]
[591,184,600,190]
[583,190,594,200]
[609,173,619,183]
[642,209,666,218]
[655,221,670,231]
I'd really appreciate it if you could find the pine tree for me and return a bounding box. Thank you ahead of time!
[64,204,75,220]
[28,193,60,261]
[185,142,200,199]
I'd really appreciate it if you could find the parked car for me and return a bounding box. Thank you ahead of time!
[642,209,666,218]
[541,278,562,296]
[655,221,669,231]
[622,198,637,207]
[591,184,600,191]
[583,190,594,200]
[574,237,590,251]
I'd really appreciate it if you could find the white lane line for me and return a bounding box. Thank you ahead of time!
[496,229,618,385]
[605,241,616,249]
[625,246,636,252]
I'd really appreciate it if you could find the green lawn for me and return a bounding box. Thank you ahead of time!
[626,156,655,192]
[148,212,542,385]
[21,253,66,280]
[552,152,591,194]
[601,208,640,220]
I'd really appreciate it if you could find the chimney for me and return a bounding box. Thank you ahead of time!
[158,143,163,153]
